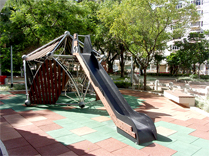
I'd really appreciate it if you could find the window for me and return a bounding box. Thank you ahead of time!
[197,10,202,15]
[176,3,182,9]
[191,0,203,5]
[191,21,203,27]
[170,45,180,50]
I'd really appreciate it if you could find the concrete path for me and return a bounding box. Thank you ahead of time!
[0,90,209,156]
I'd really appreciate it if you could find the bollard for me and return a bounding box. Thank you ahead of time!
[205,86,209,99]
[155,80,159,91]
[169,82,173,90]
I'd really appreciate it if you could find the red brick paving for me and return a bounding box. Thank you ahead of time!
[111,146,148,156]
[36,142,70,156]
[7,145,39,156]
[83,148,115,156]
[140,143,177,156]
[32,119,55,126]
[68,140,100,155]
[187,123,209,131]
[169,119,193,127]
[39,123,63,132]
[96,138,127,152]
[2,137,29,150]
[0,108,18,116]
[189,130,209,140]
[1,90,209,156]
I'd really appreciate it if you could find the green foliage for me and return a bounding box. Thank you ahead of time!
[167,32,209,76]
[114,81,131,88]
[200,75,209,79]
[0,0,98,74]
[98,0,199,90]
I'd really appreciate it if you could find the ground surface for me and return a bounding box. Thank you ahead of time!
[0,90,209,156]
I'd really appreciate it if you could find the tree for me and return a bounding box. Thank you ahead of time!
[166,52,179,75]
[98,0,199,90]
[173,33,209,76]
[154,53,165,76]
[0,0,97,74]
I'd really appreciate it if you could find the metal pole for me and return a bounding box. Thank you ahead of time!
[11,45,13,88]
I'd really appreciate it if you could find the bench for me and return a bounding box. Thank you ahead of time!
[164,90,195,107]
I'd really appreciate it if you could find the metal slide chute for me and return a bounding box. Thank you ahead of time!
[72,33,157,144]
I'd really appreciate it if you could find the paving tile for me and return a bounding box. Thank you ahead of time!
[155,121,195,134]
[159,116,175,122]
[156,126,177,136]
[191,138,209,149]
[26,135,57,148]
[32,119,55,126]
[2,137,29,150]
[107,131,126,142]
[0,108,17,116]
[7,144,39,156]
[70,126,96,136]
[0,122,15,133]
[111,145,148,156]
[187,118,209,125]
[0,116,6,122]
[140,143,177,156]
[53,118,74,125]
[169,132,199,144]
[17,129,50,140]
[94,125,115,134]
[83,120,104,129]
[34,110,66,120]
[169,119,193,127]
[56,134,85,145]
[81,131,110,143]
[36,142,70,156]
[96,138,127,152]
[58,121,85,130]
[0,129,22,141]
[167,140,201,155]
[23,114,47,122]
[15,124,41,132]
[192,148,209,156]
[39,123,63,132]
[187,123,209,131]
[153,134,176,147]
[57,151,78,156]
[91,116,111,122]
[189,130,209,140]
[83,148,115,156]
[47,128,72,138]
[3,114,33,128]
[68,140,100,155]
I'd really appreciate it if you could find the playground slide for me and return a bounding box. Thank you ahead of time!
[74,51,157,144]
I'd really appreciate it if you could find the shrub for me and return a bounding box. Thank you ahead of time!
[200,75,209,79]
[114,81,131,88]
[190,74,199,79]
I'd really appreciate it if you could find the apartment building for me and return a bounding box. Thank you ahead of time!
[152,0,209,73]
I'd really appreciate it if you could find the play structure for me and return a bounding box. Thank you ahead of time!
[22,31,157,144]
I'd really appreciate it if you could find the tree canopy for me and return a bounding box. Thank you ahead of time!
[0,0,97,74]
[98,0,199,90]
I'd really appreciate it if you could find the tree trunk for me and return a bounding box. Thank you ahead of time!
[156,62,159,76]
[143,67,147,91]
[198,64,201,79]
[193,64,196,74]
[120,45,125,78]
[107,61,113,74]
